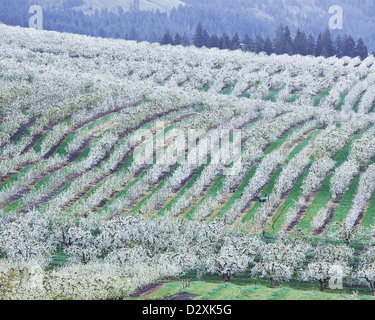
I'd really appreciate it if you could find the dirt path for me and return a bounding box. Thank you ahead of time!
[130,282,167,298]
[164,293,200,300]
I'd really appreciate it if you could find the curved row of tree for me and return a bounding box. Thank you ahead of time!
[1,208,375,299]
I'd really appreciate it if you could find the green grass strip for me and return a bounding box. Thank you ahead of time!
[313,88,330,107]
[97,123,179,216]
[297,175,332,231]
[138,281,374,301]
[270,169,310,232]
[129,162,181,217]
[215,126,302,220]
[158,121,257,219]
[221,82,237,95]
[250,129,322,229]
[353,95,363,113]
[286,130,321,163]
[370,101,375,113]
[265,86,284,102]
[330,175,360,224]
[185,175,224,220]
[296,132,365,230]
[358,154,375,228]
[160,162,209,219]
[243,168,283,223]
[287,87,304,103]
[33,119,71,153]
[361,192,375,228]
[335,92,348,111]
[4,173,55,212]
[202,82,212,92]
[216,166,258,220]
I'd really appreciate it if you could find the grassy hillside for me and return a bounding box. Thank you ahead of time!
[1,24,375,236]
[1,25,375,300]
[132,281,375,300]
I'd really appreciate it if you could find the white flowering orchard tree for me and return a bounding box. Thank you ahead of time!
[326,221,370,247]
[205,245,250,282]
[311,208,332,232]
[0,210,53,267]
[252,235,310,288]
[204,234,262,282]
[354,246,375,296]
[345,164,375,230]
[302,242,353,292]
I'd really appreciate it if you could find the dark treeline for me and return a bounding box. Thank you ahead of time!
[161,23,369,60]
[0,0,371,60]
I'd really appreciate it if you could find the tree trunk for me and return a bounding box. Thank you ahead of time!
[319,280,324,292]
[271,278,275,288]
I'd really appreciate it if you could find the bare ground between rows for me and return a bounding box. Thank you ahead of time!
[64,112,198,214]
[128,282,167,298]
[284,128,367,234]
[131,114,262,219]
[163,293,200,300]
[5,109,196,212]
[0,100,141,184]
[233,129,318,226]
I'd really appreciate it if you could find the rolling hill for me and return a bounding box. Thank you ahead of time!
[2,24,374,234]
[1,24,375,299]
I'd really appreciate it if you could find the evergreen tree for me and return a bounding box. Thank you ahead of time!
[264,36,273,55]
[342,34,356,57]
[335,34,343,58]
[243,33,254,52]
[174,32,182,45]
[355,38,368,60]
[321,46,329,58]
[181,32,190,46]
[283,25,292,55]
[292,29,308,55]
[255,33,265,53]
[193,22,205,48]
[231,32,241,50]
[160,30,173,45]
[315,33,323,56]
[220,32,231,50]
[273,23,284,55]
[321,28,335,57]
[208,34,220,48]
[307,33,316,56]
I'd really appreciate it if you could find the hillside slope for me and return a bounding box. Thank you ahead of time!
[1,25,375,235]
[2,25,375,300]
